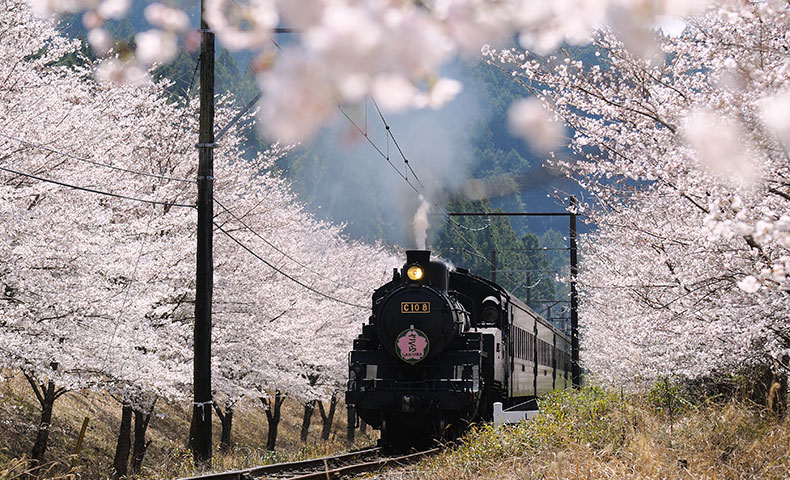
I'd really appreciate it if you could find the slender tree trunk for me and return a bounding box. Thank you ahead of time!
[360,419,367,435]
[346,405,355,444]
[24,368,67,467]
[112,403,133,479]
[300,400,316,443]
[212,402,234,452]
[318,394,338,441]
[130,401,156,474]
[30,380,56,465]
[768,368,787,417]
[261,391,285,451]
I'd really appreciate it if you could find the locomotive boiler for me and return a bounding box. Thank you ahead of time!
[346,250,572,449]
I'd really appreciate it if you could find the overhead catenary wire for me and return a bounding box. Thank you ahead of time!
[0,165,195,208]
[336,106,421,195]
[213,221,368,309]
[369,96,424,188]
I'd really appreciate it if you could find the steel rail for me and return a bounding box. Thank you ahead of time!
[286,448,439,480]
[175,447,381,480]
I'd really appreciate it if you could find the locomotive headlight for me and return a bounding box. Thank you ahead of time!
[407,265,424,281]
[481,295,501,324]
[482,305,499,323]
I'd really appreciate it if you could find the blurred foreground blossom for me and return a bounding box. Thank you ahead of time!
[135,29,178,65]
[681,109,757,187]
[205,0,277,51]
[144,3,190,32]
[95,58,149,84]
[760,91,790,146]
[29,0,723,142]
[507,97,565,152]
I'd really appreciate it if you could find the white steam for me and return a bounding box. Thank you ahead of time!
[413,195,431,250]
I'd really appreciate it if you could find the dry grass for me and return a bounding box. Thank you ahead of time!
[3,373,788,480]
[382,385,790,480]
[0,372,376,479]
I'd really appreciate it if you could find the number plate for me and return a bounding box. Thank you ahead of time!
[401,302,430,313]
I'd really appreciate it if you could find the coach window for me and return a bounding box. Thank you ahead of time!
[517,329,521,359]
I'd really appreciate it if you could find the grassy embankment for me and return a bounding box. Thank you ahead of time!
[0,372,375,479]
[3,372,789,480]
[388,385,789,480]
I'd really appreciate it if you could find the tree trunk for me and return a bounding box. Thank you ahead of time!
[360,419,367,435]
[261,391,285,451]
[768,367,787,417]
[318,394,338,441]
[300,400,316,443]
[29,379,56,466]
[346,405,355,444]
[112,403,133,479]
[24,368,67,468]
[213,402,234,452]
[130,401,156,474]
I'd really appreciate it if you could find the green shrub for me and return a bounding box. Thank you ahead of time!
[528,385,627,451]
[646,377,691,415]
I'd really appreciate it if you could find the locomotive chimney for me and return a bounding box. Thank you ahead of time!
[404,250,448,290]
[406,250,431,267]
[404,250,431,285]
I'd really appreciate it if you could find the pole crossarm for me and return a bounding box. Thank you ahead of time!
[446,212,571,217]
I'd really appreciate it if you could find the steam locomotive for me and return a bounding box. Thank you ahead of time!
[346,250,573,449]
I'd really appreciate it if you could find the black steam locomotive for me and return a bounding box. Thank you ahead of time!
[346,250,572,449]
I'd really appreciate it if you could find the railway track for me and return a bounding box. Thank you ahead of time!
[176,447,438,480]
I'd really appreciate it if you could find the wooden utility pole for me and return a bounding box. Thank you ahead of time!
[190,0,215,464]
[569,196,580,388]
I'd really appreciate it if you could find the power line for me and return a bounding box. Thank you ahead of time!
[369,96,424,188]
[336,105,420,195]
[443,212,491,232]
[0,133,194,184]
[213,221,367,309]
[0,165,195,208]
[263,32,423,196]
[213,197,368,294]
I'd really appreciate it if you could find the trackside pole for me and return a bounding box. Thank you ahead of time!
[569,196,580,388]
[191,0,215,464]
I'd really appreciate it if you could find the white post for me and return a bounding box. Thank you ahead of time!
[493,402,539,429]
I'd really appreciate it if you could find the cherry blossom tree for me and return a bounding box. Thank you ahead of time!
[1,1,402,466]
[486,1,790,386]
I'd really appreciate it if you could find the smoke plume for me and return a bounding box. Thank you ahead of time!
[413,195,431,250]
